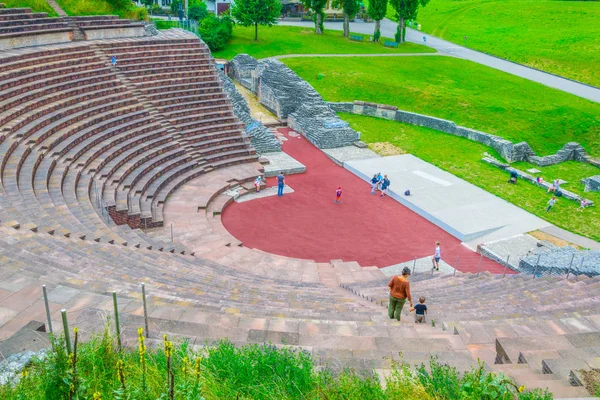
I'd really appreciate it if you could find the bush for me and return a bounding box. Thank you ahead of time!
[188,1,208,21]
[198,13,233,51]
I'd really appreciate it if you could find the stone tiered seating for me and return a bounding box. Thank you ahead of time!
[343,273,600,397]
[0,4,72,48]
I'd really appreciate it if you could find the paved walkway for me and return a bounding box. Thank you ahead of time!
[279,19,600,103]
[271,52,441,59]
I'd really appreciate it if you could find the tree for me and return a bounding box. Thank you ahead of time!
[301,0,327,34]
[231,0,282,40]
[188,1,208,21]
[389,0,429,43]
[332,0,360,38]
[367,0,387,42]
[199,13,233,51]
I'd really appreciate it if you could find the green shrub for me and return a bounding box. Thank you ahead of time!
[198,13,233,51]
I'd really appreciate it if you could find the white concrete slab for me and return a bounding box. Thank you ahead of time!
[262,152,306,177]
[345,154,552,244]
[382,256,455,276]
[234,186,295,203]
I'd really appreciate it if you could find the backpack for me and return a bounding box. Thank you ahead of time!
[404,190,411,196]
[556,190,563,197]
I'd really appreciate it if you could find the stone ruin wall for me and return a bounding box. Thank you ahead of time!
[330,101,593,167]
[228,55,359,149]
[218,70,281,154]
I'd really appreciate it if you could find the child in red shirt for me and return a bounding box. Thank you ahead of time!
[334,186,342,204]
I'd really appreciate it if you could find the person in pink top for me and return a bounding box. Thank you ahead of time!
[334,186,342,204]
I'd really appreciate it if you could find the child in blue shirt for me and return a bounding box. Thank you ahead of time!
[371,174,378,195]
[410,297,427,323]
[380,175,390,197]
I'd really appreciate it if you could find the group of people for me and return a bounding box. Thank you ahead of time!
[254,172,287,197]
[509,171,591,213]
[370,173,391,197]
[386,241,442,322]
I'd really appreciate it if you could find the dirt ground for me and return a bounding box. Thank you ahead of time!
[368,142,405,156]
[529,230,581,249]
[580,369,600,396]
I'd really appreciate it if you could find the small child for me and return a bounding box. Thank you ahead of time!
[111,55,117,68]
[254,175,262,192]
[335,186,342,204]
[370,174,378,195]
[546,196,556,212]
[410,297,427,323]
[536,176,544,185]
[577,199,589,212]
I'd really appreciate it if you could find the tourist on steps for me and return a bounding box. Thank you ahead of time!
[388,267,413,321]
[432,241,441,271]
[371,174,378,195]
[410,297,428,323]
[277,171,285,197]
[254,175,262,192]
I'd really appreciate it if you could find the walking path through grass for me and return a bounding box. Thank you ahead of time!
[279,20,600,104]
[270,52,441,59]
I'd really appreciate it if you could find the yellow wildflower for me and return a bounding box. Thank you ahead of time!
[518,385,526,393]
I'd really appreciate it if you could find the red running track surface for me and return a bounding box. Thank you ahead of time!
[222,128,509,274]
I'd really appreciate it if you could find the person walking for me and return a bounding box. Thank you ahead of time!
[380,175,390,198]
[370,174,378,195]
[277,172,285,197]
[376,172,383,191]
[387,267,413,321]
[111,55,117,68]
[334,186,342,204]
[546,196,556,212]
[432,241,441,271]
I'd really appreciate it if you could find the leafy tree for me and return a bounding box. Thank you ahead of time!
[140,0,154,9]
[231,0,282,40]
[332,0,360,38]
[170,0,182,16]
[301,0,327,34]
[199,13,233,51]
[389,0,429,43]
[367,0,387,42]
[188,1,208,21]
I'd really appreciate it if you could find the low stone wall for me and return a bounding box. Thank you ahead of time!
[83,26,146,40]
[0,30,72,51]
[228,55,359,149]
[519,248,600,277]
[481,157,594,205]
[218,70,281,154]
[331,101,592,166]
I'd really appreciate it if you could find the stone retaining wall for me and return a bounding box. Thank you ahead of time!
[582,175,600,192]
[330,101,592,166]
[0,30,72,51]
[83,26,147,40]
[229,55,359,149]
[218,70,281,154]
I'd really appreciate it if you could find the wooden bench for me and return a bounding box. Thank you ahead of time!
[350,35,363,42]
[384,41,399,48]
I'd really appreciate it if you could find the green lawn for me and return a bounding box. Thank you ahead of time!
[212,25,435,60]
[389,0,600,87]
[283,56,600,157]
[3,0,57,15]
[341,113,600,242]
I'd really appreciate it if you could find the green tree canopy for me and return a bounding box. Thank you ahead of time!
[367,0,387,41]
[188,0,208,21]
[389,0,429,43]
[232,0,282,40]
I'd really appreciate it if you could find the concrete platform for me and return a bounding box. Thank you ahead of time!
[322,145,380,166]
[345,154,552,245]
[261,151,306,177]
[381,256,455,276]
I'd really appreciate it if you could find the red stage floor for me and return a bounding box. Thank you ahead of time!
[222,129,507,273]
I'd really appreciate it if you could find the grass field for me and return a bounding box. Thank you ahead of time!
[387,0,600,87]
[341,113,600,242]
[283,56,600,157]
[212,25,435,59]
[3,0,57,15]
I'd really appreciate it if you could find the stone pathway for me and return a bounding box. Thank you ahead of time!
[45,0,68,17]
[279,19,600,103]
[233,81,280,125]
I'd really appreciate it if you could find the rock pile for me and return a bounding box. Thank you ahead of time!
[219,70,281,154]
[519,248,600,276]
[582,175,600,192]
[229,55,359,149]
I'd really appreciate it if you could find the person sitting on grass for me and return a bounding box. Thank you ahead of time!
[507,169,518,184]
[548,179,560,194]
[410,297,428,323]
[388,267,412,322]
